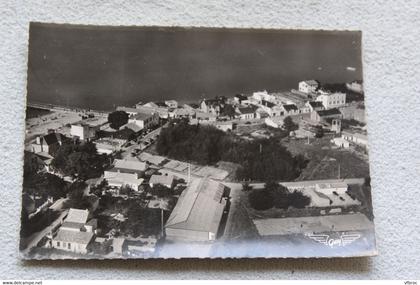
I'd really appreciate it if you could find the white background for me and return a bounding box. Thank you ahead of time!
[0,0,419,280]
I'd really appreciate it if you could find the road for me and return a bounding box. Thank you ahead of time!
[21,209,68,255]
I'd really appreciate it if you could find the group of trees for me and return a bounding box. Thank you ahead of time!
[156,120,306,181]
[51,141,107,180]
[283,116,299,134]
[23,152,68,200]
[108,111,129,130]
[248,181,311,211]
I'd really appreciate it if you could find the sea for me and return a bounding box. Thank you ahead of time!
[27,23,363,111]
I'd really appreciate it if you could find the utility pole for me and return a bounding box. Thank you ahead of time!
[338,163,341,179]
[187,163,191,185]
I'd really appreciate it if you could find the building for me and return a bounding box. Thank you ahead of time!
[215,121,234,132]
[149,174,175,188]
[346,80,363,94]
[94,138,126,155]
[200,97,226,115]
[236,106,257,120]
[70,123,99,141]
[233,94,249,105]
[165,178,229,241]
[342,131,369,149]
[316,92,346,109]
[306,101,325,112]
[311,108,342,123]
[51,208,96,254]
[30,132,65,155]
[331,119,342,134]
[104,159,147,190]
[298,80,319,94]
[282,104,299,116]
[251,90,275,104]
[164,100,178,109]
[128,111,159,131]
[332,137,350,148]
[315,182,348,195]
[195,111,217,122]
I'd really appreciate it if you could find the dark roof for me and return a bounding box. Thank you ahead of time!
[283,104,298,111]
[238,106,257,114]
[317,108,342,117]
[309,101,324,108]
[235,94,248,101]
[262,100,275,108]
[42,132,62,145]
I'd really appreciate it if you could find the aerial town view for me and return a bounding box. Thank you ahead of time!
[20,23,376,259]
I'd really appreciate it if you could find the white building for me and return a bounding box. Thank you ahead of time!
[315,182,348,195]
[165,100,178,109]
[252,90,275,103]
[70,123,99,141]
[52,208,96,254]
[104,159,147,190]
[342,131,368,149]
[165,178,229,241]
[298,80,319,94]
[332,137,350,148]
[316,92,346,109]
[149,174,175,188]
[128,112,159,131]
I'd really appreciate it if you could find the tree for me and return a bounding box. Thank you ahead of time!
[220,104,236,118]
[64,181,91,209]
[283,116,299,134]
[149,184,172,198]
[242,181,252,192]
[314,125,324,138]
[248,189,274,210]
[24,172,67,200]
[108,111,129,130]
[288,190,311,208]
[51,142,107,179]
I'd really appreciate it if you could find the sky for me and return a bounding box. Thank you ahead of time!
[27,23,363,111]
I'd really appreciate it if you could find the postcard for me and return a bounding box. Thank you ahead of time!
[21,23,376,259]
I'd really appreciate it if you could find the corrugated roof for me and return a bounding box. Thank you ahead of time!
[66,208,89,224]
[309,101,324,108]
[303,80,319,86]
[165,178,227,234]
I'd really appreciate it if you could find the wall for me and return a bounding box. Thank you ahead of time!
[0,0,419,280]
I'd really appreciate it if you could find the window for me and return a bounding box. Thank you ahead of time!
[68,243,71,249]
[57,241,60,247]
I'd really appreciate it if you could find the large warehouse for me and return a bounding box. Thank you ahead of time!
[164,177,229,242]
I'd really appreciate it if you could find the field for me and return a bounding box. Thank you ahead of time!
[26,107,52,119]
[283,136,370,181]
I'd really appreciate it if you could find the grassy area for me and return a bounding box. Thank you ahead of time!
[283,136,370,181]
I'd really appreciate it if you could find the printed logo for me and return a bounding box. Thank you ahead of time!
[305,232,361,248]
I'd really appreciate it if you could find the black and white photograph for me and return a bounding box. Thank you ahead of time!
[20,22,376,259]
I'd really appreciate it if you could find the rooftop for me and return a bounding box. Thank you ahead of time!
[165,178,227,234]
[54,229,94,244]
[316,108,342,117]
[283,104,298,111]
[309,101,324,108]
[149,174,174,186]
[301,79,319,86]
[66,208,89,224]
[114,159,147,172]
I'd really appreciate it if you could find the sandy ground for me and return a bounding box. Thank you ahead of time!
[25,110,83,143]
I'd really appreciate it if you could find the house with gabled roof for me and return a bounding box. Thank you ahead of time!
[299,80,319,94]
[104,159,147,190]
[51,208,96,254]
[30,132,65,156]
[165,178,230,241]
[236,105,258,120]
